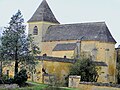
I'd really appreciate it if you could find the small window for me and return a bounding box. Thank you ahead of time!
[33,26,38,35]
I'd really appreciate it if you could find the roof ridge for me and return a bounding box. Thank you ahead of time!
[48,21,106,27]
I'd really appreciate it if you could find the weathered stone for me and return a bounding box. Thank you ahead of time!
[69,75,81,88]
[0,84,19,89]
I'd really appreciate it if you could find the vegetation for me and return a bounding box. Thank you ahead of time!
[0,10,40,77]
[69,57,99,82]
[0,10,40,86]
[14,69,28,86]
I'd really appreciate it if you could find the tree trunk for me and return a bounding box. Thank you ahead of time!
[15,60,18,76]
[14,45,18,76]
[0,61,2,77]
[31,71,34,81]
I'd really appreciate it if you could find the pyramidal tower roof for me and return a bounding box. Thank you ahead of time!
[28,0,59,23]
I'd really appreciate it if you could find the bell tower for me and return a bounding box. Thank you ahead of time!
[28,0,59,50]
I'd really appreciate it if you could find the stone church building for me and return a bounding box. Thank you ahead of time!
[27,0,117,83]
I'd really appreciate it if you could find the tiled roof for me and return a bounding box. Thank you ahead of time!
[28,0,59,23]
[93,61,107,66]
[36,56,107,66]
[36,56,76,63]
[43,22,116,43]
[53,43,76,51]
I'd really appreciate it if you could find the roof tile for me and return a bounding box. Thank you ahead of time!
[43,22,116,43]
[53,43,77,51]
[28,0,59,23]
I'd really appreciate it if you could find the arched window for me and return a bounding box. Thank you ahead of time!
[33,26,38,35]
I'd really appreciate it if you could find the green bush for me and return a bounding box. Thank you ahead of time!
[14,69,28,86]
[70,58,98,82]
[0,74,14,84]
[4,78,14,84]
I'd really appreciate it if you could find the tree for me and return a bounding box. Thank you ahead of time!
[69,57,98,82]
[0,46,4,77]
[0,10,40,76]
[20,35,40,81]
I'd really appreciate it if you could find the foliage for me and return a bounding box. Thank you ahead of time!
[0,73,14,84]
[0,10,40,77]
[4,78,14,84]
[14,69,28,86]
[69,57,98,82]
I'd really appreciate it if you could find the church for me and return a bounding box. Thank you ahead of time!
[27,0,117,83]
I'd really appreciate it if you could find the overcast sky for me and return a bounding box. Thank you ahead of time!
[0,0,120,46]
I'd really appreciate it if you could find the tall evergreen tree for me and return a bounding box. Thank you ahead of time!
[0,10,40,76]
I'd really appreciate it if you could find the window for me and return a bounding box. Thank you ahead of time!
[33,26,38,35]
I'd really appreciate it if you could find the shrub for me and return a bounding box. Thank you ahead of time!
[14,69,28,86]
[2,74,9,80]
[4,78,14,84]
[0,74,13,84]
[69,58,98,82]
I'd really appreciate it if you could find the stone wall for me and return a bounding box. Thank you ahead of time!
[78,83,120,90]
[42,40,116,83]
[68,76,120,90]
[42,60,71,81]
[28,21,57,52]
[52,50,74,58]
[43,74,55,84]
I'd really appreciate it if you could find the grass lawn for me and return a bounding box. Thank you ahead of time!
[19,81,78,90]
[26,81,79,90]
[14,82,48,90]
[43,86,79,90]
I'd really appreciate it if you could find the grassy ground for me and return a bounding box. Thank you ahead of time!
[19,81,78,90]
[43,86,78,90]
[0,81,79,90]
[26,81,78,90]
[14,82,48,90]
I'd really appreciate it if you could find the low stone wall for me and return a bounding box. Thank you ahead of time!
[78,83,120,90]
[0,84,19,89]
[68,75,120,90]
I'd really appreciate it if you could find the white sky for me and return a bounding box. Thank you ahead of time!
[0,0,120,47]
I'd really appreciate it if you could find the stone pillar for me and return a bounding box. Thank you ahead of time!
[69,75,81,88]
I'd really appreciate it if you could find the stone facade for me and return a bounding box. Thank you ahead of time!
[27,0,117,83]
